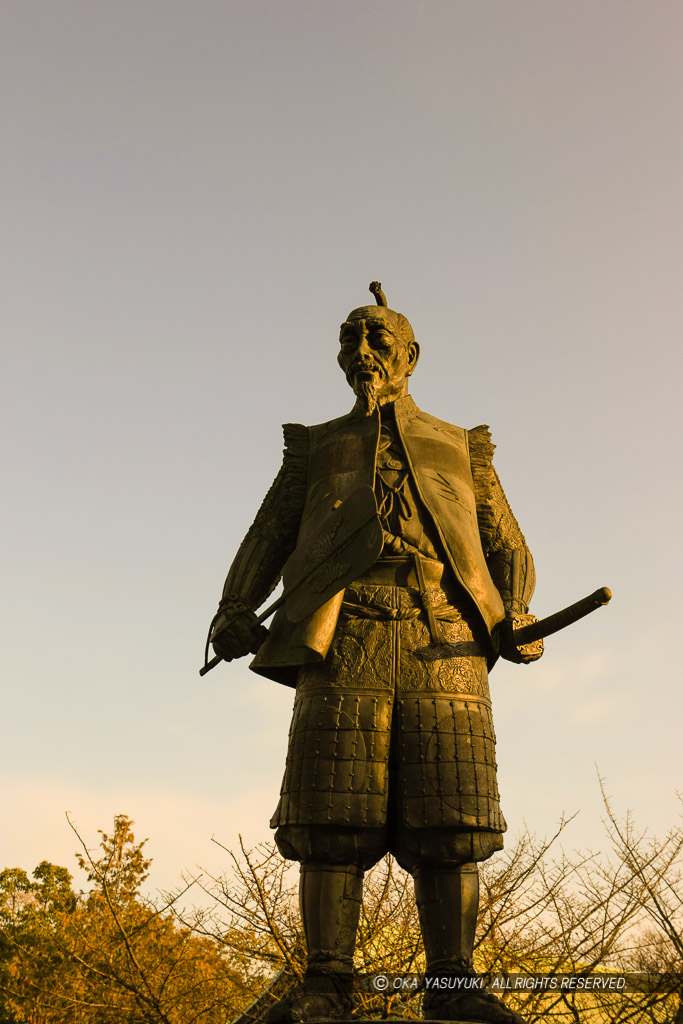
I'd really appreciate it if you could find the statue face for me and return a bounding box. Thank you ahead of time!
[338,307,419,409]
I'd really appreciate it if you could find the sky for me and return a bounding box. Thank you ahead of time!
[2,0,681,901]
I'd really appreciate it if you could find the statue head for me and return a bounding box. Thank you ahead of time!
[338,282,420,415]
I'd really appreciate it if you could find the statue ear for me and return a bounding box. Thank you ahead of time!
[406,340,420,376]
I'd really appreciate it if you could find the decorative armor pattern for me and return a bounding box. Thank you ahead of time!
[397,694,502,830]
[274,691,393,828]
[270,583,505,833]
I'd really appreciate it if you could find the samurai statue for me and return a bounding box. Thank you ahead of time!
[208,283,544,1024]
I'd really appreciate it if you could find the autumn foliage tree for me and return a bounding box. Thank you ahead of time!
[0,815,252,1023]
[1,792,681,1023]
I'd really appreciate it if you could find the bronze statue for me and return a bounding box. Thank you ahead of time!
[206,284,562,1023]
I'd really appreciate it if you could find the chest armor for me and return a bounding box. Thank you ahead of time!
[251,397,504,684]
[298,401,504,629]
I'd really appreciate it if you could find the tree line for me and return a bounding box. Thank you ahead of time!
[1,786,681,1023]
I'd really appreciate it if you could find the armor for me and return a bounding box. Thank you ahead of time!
[250,396,534,681]
[217,396,536,837]
[271,579,504,833]
[210,288,540,1024]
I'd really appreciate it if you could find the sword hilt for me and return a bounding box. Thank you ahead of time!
[199,595,283,677]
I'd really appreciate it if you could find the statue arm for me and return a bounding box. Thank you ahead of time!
[221,465,296,607]
[469,424,542,664]
[210,424,308,660]
[468,424,536,613]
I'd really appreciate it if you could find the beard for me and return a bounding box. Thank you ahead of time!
[353,378,380,416]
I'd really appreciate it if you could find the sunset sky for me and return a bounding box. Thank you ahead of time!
[2,0,681,898]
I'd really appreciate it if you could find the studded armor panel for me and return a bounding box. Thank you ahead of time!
[270,582,505,832]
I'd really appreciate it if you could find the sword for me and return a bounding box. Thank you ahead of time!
[512,586,612,646]
[417,585,612,663]
[509,546,611,648]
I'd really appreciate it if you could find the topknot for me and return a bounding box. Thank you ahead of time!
[369,281,387,307]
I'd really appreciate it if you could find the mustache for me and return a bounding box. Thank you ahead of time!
[349,359,384,378]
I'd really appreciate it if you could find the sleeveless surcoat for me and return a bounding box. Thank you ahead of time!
[251,395,505,684]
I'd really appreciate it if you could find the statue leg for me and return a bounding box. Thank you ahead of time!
[415,862,525,1023]
[265,863,362,1023]
[393,827,523,1024]
[301,862,363,978]
[268,825,387,1023]
[413,861,479,975]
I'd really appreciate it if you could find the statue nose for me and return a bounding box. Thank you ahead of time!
[355,332,372,357]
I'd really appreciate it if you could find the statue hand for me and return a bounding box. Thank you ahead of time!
[210,598,269,662]
[498,614,544,664]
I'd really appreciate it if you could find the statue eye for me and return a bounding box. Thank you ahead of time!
[371,328,392,346]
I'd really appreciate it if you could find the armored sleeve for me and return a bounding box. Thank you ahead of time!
[220,424,308,611]
[468,424,536,615]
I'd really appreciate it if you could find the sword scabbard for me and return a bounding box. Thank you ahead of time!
[513,587,612,646]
